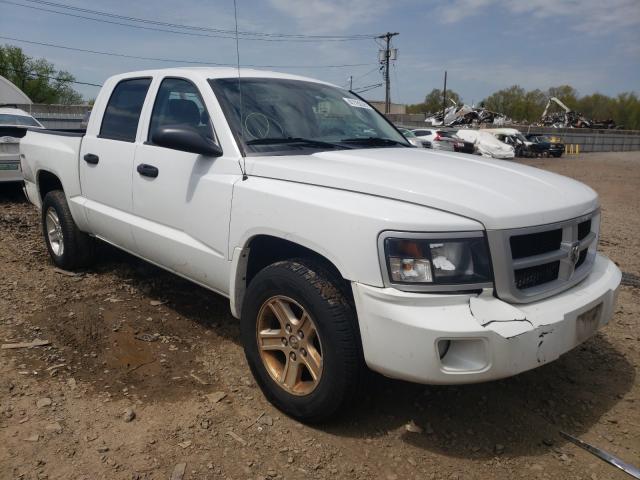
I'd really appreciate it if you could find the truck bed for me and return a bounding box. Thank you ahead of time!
[20,128,86,209]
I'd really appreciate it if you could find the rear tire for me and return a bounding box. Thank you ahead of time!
[42,190,94,270]
[241,259,362,423]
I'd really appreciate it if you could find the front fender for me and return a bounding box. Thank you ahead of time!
[229,177,483,287]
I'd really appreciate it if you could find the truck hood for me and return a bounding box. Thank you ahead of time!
[246,147,598,230]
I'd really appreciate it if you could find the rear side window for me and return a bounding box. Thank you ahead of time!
[99,78,151,142]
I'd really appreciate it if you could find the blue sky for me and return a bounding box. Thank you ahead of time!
[1,0,638,104]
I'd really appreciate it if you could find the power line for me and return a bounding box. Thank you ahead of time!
[1,0,372,43]
[0,35,226,65]
[0,35,375,69]
[18,0,377,40]
[349,66,382,87]
[354,83,383,94]
[2,66,102,86]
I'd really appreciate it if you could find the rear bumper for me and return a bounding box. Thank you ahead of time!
[352,254,621,384]
[0,154,22,182]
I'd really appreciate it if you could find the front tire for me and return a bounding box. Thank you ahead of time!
[241,260,362,423]
[42,190,94,270]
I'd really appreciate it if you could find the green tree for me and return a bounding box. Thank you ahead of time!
[576,93,616,121]
[613,92,640,129]
[471,83,640,128]
[407,88,462,114]
[482,85,546,121]
[0,44,83,104]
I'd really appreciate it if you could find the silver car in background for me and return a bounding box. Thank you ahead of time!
[397,127,430,148]
[0,105,44,183]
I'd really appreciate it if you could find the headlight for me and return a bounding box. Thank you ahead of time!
[380,232,493,291]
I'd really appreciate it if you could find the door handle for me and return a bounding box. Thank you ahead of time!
[137,163,159,178]
[83,153,99,164]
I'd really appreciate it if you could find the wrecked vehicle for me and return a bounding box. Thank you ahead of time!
[526,134,565,158]
[456,129,515,159]
[482,128,534,157]
[20,68,621,422]
[425,103,509,128]
[540,97,617,129]
[0,104,44,183]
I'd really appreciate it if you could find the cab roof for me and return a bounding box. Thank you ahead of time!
[105,67,339,88]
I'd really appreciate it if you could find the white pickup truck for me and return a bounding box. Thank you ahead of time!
[20,68,621,422]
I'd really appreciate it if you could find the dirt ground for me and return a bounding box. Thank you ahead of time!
[0,151,638,480]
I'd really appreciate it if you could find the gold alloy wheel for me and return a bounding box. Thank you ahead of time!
[256,295,323,396]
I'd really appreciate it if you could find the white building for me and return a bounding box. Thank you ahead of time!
[0,74,32,104]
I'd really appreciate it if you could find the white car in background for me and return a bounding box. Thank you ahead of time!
[411,128,465,152]
[0,105,44,183]
[397,127,429,148]
[456,129,515,159]
[411,128,437,144]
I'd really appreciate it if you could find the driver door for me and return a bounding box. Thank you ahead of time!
[131,77,235,292]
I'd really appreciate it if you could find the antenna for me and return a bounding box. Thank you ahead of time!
[233,0,248,180]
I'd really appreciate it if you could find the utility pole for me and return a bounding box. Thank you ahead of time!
[442,70,447,126]
[377,32,399,114]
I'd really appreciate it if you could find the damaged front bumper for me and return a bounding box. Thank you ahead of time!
[352,254,621,384]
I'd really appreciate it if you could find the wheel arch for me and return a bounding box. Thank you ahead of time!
[230,234,353,319]
[37,169,64,201]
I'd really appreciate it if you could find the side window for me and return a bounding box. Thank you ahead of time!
[99,78,151,142]
[148,78,214,144]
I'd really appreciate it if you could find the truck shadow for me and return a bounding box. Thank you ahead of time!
[84,240,635,460]
[0,183,27,203]
[323,333,635,459]
[92,241,240,345]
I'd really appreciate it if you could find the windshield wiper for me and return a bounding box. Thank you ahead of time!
[245,137,345,149]
[339,137,409,147]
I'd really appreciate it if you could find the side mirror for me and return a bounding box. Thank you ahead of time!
[152,125,223,157]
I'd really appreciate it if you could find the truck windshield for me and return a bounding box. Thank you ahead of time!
[209,77,409,155]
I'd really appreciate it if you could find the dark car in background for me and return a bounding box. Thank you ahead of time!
[439,130,475,154]
[526,134,565,158]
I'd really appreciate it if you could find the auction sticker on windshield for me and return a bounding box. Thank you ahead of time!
[343,98,373,110]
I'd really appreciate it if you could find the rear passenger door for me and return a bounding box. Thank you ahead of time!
[131,77,236,292]
[80,77,151,250]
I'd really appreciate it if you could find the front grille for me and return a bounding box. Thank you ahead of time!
[515,261,560,289]
[487,211,599,303]
[510,229,562,259]
[578,220,591,240]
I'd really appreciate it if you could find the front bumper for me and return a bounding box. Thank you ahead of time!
[352,253,621,384]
